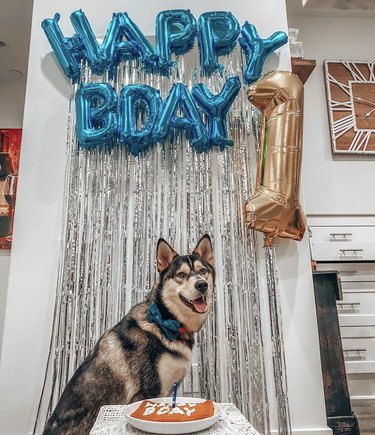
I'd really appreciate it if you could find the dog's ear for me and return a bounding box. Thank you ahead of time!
[157,239,178,272]
[193,235,214,266]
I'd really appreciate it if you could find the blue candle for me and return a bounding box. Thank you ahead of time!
[172,382,178,408]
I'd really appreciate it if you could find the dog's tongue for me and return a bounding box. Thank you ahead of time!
[192,297,208,313]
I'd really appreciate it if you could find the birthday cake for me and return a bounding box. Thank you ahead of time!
[130,400,214,422]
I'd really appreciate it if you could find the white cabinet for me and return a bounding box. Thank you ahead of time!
[309,219,375,262]
[312,242,375,262]
[309,215,375,398]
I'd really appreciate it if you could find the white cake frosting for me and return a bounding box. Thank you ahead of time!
[142,402,197,417]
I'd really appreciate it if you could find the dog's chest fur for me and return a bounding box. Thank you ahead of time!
[157,351,192,396]
[105,305,194,397]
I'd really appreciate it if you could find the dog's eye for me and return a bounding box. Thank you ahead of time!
[177,272,187,279]
[199,268,207,275]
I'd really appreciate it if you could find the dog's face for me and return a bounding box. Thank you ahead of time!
[156,235,215,332]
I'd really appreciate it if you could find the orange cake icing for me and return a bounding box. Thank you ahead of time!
[131,400,214,422]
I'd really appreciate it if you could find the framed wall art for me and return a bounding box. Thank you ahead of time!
[0,129,22,249]
[324,60,375,155]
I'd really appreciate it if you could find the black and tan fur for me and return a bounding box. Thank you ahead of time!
[43,235,215,434]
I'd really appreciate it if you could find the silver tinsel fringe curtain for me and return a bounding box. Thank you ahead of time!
[34,46,290,434]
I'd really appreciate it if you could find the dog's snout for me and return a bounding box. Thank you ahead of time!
[195,280,208,293]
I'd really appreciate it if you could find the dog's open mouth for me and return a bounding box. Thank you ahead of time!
[179,295,208,314]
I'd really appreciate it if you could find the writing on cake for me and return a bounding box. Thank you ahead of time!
[131,399,214,422]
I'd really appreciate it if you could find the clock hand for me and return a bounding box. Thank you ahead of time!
[352,95,375,107]
[362,107,375,119]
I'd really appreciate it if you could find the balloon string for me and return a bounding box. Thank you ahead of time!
[264,242,292,434]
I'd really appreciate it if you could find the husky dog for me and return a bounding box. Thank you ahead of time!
[43,235,215,434]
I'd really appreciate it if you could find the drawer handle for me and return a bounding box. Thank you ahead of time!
[339,270,358,275]
[339,249,364,256]
[330,233,352,241]
[343,348,366,353]
[343,348,367,361]
[337,302,360,311]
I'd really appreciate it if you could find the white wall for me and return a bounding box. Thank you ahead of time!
[0,252,11,350]
[0,81,25,351]
[0,1,330,434]
[288,15,375,216]
[0,84,26,128]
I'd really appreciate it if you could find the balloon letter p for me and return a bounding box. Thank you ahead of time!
[198,12,240,75]
[156,9,197,70]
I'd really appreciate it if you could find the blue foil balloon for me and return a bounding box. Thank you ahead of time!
[121,12,158,69]
[192,76,241,149]
[239,22,288,85]
[70,10,106,75]
[41,13,83,80]
[69,10,157,76]
[75,82,118,148]
[155,9,197,71]
[198,12,240,75]
[71,11,138,76]
[155,83,209,152]
[101,13,137,73]
[119,84,162,156]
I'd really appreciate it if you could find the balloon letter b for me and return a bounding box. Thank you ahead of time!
[76,83,118,148]
[244,71,306,246]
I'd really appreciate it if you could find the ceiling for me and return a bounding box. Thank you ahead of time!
[0,0,33,86]
[305,0,375,9]
[287,0,375,16]
[0,0,374,87]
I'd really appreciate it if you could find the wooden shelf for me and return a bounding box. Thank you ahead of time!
[291,58,316,84]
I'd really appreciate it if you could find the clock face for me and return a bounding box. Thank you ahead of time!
[324,60,375,154]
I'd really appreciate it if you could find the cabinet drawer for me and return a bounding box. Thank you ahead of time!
[346,361,375,374]
[313,241,375,261]
[340,325,375,339]
[317,263,375,282]
[342,281,375,292]
[338,290,375,315]
[341,337,375,362]
[310,223,375,261]
[339,314,375,328]
[310,225,375,243]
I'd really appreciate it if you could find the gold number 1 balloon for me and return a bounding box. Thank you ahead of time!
[244,70,307,247]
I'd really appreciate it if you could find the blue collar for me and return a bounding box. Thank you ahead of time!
[147,303,182,341]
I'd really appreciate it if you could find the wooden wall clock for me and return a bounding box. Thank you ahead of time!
[324,60,375,154]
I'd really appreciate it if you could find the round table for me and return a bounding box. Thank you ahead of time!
[90,403,261,435]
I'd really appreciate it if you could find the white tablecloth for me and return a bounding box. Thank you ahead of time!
[90,403,261,435]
